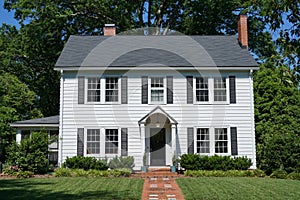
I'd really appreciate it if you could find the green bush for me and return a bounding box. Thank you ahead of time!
[270,169,288,179]
[54,168,72,177]
[287,172,300,180]
[257,133,300,175]
[16,171,34,178]
[252,169,266,177]
[3,166,19,176]
[179,154,252,170]
[54,168,131,177]
[6,132,49,174]
[62,156,108,171]
[184,169,265,177]
[108,156,135,170]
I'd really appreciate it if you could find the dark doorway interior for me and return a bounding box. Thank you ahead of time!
[150,128,166,166]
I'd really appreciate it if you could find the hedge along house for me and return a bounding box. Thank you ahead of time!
[12,15,258,170]
[10,116,59,165]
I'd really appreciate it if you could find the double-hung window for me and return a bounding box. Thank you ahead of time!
[196,127,229,155]
[196,128,210,153]
[196,77,209,102]
[105,129,118,154]
[87,129,100,154]
[215,128,228,153]
[105,77,119,102]
[87,78,101,102]
[150,77,165,103]
[86,77,120,103]
[214,77,227,102]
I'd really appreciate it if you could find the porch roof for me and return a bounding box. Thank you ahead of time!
[10,115,59,128]
[138,106,178,125]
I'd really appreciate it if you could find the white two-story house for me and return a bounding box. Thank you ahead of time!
[13,15,258,169]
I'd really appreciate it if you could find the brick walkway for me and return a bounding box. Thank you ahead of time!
[140,168,185,200]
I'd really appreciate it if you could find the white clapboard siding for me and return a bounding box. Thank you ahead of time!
[59,70,256,169]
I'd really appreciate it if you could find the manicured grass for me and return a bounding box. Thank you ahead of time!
[0,177,144,200]
[177,177,300,200]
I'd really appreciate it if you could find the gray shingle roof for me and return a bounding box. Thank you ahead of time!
[10,116,59,127]
[55,35,258,68]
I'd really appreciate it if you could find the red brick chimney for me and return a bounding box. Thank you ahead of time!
[104,24,116,36]
[238,14,248,49]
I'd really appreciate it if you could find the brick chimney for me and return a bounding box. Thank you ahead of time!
[104,24,116,36]
[238,14,248,49]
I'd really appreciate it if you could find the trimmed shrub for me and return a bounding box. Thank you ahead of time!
[16,171,34,179]
[54,168,72,177]
[54,168,131,177]
[287,172,300,180]
[179,154,252,170]
[270,169,288,179]
[62,156,108,171]
[184,169,265,177]
[252,169,266,177]
[108,156,135,170]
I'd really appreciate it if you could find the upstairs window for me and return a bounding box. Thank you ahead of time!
[196,77,209,102]
[105,77,119,102]
[150,77,165,103]
[214,77,227,102]
[87,78,101,102]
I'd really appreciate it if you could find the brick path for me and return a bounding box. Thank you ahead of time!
[140,168,185,200]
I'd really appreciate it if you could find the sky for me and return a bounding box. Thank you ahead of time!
[0,0,19,28]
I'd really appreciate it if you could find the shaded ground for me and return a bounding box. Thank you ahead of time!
[0,177,144,200]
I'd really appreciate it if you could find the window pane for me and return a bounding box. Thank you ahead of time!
[151,77,164,88]
[215,128,228,153]
[196,128,210,154]
[151,89,164,102]
[105,129,118,154]
[214,77,226,101]
[87,78,101,102]
[106,78,118,102]
[87,129,100,154]
[196,77,209,102]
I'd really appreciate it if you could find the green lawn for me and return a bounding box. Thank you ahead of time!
[177,177,300,200]
[0,177,144,200]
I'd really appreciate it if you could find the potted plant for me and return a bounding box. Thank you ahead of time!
[170,152,177,172]
[141,152,148,172]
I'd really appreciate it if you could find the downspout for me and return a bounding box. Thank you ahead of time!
[249,69,256,169]
[59,70,64,167]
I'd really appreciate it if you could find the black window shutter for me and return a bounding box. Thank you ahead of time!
[141,76,148,104]
[78,76,85,104]
[231,127,238,155]
[167,76,173,104]
[187,76,193,104]
[229,76,236,104]
[77,128,84,156]
[121,76,128,104]
[187,127,194,154]
[121,128,128,156]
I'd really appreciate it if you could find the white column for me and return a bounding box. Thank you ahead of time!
[140,124,146,166]
[16,129,22,144]
[171,124,177,161]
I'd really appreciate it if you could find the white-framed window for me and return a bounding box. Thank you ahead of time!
[214,128,228,153]
[149,77,166,104]
[195,127,230,155]
[105,77,119,102]
[87,129,100,154]
[193,76,229,104]
[214,77,227,102]
[87,77,101,102]
[105,129,118,154]
[195,77,209,102]
[86,77,120,104]
[196,128,210,153]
